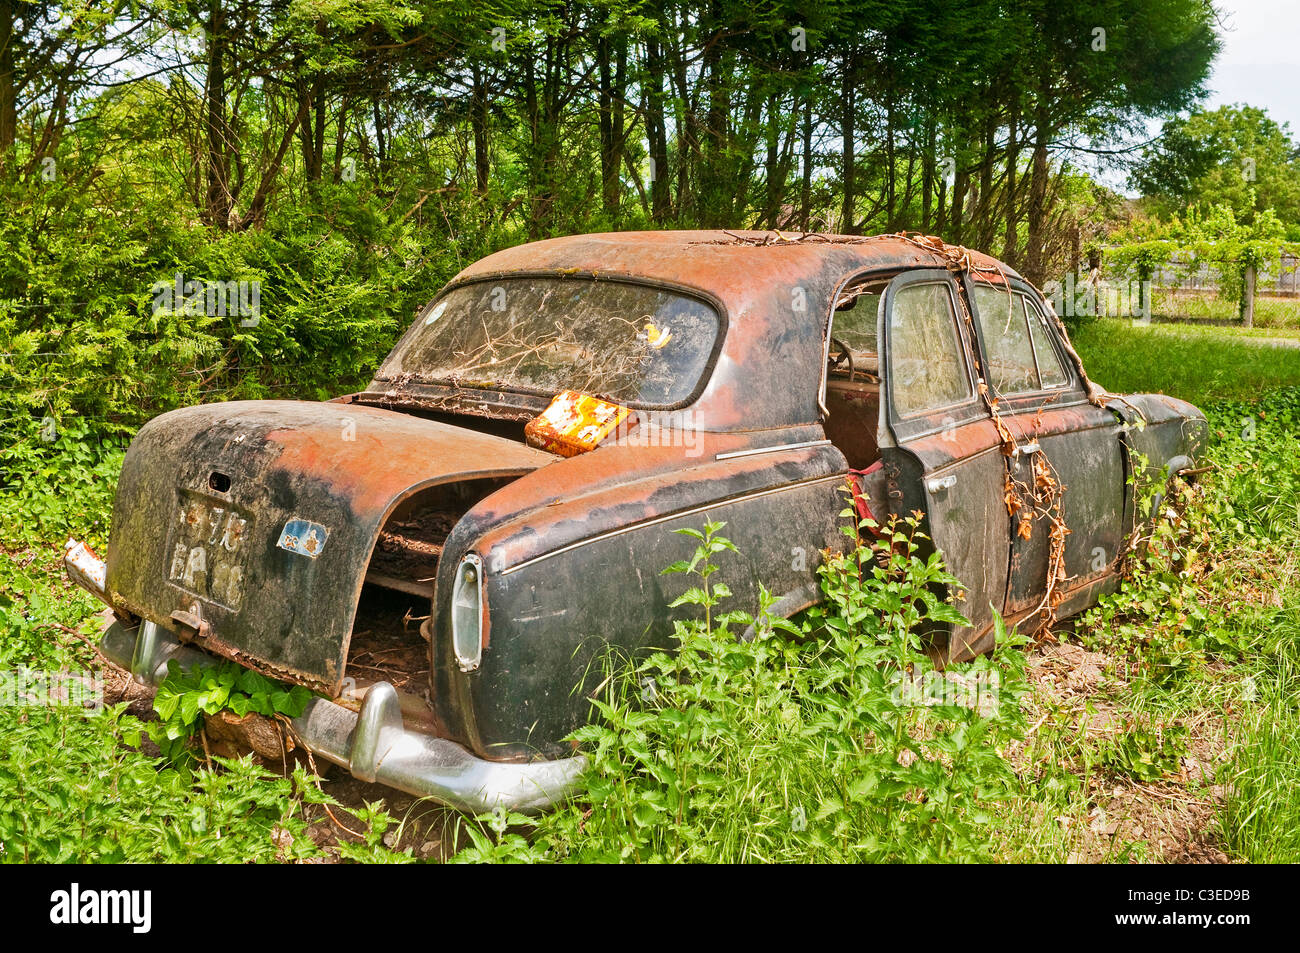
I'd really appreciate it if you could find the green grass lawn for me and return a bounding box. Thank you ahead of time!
[1071,318,1300,405]
[1151,289,1300,328]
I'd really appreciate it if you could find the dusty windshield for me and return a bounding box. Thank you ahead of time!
[375,277,722,407]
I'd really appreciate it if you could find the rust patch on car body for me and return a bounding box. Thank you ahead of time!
[105,400,553,693]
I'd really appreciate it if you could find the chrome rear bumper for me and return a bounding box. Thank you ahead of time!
[70,541,586,815]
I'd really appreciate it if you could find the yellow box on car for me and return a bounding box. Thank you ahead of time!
[525,390,635,457]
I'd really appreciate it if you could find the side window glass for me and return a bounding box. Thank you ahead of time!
[1023,297,1070,388]
[827,278,887,379]
[832,290,880,356]
[888,282,972,417]
[972,285,1039,395]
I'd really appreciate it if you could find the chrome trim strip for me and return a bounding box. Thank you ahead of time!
[500,473,846,577]
[714,439,832,460]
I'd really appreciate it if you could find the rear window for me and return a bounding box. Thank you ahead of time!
[832,287,881,355]
[375,277,722,408]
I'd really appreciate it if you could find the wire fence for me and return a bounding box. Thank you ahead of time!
[1097,253,1300,326]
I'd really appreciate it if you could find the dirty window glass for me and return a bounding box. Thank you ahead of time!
[374,278,721,407]
[973,286,1040,394]
[888,282,972,417]
[831,289,880,354]
[1024,297,1070,387]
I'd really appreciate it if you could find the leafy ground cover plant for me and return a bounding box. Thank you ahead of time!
[0,703,328,863]
[150,661,315,764]
[455,513,1030,863]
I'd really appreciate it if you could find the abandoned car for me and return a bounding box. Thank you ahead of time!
[65,230,1207,812]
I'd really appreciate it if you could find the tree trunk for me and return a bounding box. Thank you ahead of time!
[331,96,347,183]
[470,62,489,195]
[1023,71,1053,285]
[1023,118,1050,286]
[644,36,670,222]
[920,116,935,232]
[597,33,617,220]
[1001,105,1020,266]
[975,110,996,249]
[800,93,812,231]
[0,0,16,158]
[764,92,779,226]
[699,9,729,227]
[594,32,626,223]
[203,0,233,229]
[611,40,626,221]
[949,166,968,245]
[840,49,856,233]
[884,95,896,230]
[670,30,694,221]
[372,99,387,169]
[298,76,326,184]
[313,78,325,179]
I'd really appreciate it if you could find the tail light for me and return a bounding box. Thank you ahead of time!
[451,554,484,672]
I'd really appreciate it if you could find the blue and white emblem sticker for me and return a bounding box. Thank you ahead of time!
[277,519,328,558]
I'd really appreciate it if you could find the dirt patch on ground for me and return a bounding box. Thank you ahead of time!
[302,771,467,862]
[1011,637,1231,864]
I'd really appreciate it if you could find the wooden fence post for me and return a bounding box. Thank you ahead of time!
[1243,263,1256,328]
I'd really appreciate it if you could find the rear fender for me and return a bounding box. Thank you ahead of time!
[105,400,551,693]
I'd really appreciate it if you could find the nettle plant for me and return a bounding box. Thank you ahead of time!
[457,508,1030,864]
[151,660,314,763]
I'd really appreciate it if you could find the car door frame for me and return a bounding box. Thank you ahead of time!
[964,275,1129,622]
[876,268,1012,660]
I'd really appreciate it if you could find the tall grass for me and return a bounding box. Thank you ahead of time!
[1219,607,1300,862]
[1071,318,1300,405]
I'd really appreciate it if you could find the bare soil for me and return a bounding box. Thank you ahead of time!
[1011,638,1230,864]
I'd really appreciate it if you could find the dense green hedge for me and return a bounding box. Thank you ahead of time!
[0,176,470,436]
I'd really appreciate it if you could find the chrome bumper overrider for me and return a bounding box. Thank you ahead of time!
[68,541,586,815]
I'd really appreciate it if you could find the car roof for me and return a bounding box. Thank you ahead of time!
[453,230,1022,309]
[443,231,1026,431]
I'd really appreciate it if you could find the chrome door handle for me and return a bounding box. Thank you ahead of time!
[1015,441,1041,456]
[927,475,957,493]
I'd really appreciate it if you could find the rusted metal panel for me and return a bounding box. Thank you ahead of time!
[433,458,852,759]
[105,400,551,693]
[885,428,1010,658]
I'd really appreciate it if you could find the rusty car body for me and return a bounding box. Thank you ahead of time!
[66,230,1206,812]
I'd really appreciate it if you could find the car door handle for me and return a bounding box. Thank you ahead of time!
[926,475,957,493]
[1014,441,1041,456]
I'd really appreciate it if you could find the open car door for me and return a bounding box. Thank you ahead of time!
[876,269,1010,660]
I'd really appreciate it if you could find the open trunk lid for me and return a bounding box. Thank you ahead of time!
[105,400,552,693]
